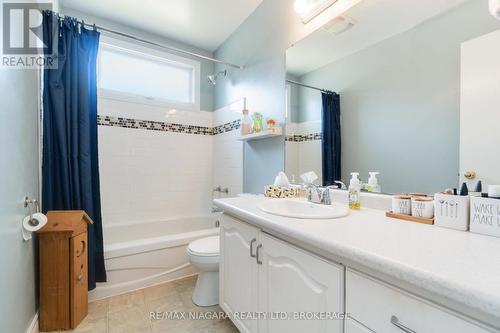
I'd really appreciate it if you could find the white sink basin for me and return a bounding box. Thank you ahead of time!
[259,199,349,219]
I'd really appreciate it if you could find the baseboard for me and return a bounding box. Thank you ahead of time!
[26,311,39,333]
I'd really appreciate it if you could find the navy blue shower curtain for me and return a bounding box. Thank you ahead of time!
[321,92,341,186]
[42,11,106,290]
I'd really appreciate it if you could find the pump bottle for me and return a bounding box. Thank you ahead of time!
[348,172,361,210]
[366,172,381,193]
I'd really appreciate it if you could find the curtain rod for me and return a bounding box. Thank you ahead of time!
[52,12,244,70]
[286,79,333,93]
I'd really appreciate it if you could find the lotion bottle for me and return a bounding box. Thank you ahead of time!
[366,172,381,193]
[348,172,361,210]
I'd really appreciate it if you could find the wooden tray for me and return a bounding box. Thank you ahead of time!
[386,211,434,225]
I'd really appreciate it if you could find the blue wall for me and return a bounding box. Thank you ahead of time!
[214,0,289,193]
[296,0,500,194]
[213,0,350,193]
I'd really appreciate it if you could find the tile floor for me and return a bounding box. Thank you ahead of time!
[53,275,238,333]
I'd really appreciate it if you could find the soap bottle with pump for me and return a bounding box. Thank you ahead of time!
[348,172,361,210]
[366,172,381,193]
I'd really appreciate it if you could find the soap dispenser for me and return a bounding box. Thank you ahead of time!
[367,172,381,193]
[348,172,361,210]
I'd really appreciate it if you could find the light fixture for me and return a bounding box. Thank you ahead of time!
[294,0,310,14]
[294,0,360,24]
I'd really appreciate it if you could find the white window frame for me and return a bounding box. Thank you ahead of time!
[97,36,201,111]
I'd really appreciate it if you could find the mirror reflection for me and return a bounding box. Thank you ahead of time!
[285,0,500,194]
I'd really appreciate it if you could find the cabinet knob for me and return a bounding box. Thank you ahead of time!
[76,274,83,283]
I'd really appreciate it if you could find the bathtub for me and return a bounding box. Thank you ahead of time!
[89,214,220,301]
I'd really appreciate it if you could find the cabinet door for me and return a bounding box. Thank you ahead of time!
[70,232,88,328]
[258,233,344,333]
[220,215,259,333]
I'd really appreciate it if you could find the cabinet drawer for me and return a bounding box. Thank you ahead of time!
[346,269,491,333]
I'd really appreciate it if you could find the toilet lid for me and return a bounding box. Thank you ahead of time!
[188,236,219,256]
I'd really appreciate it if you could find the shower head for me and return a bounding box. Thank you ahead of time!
[208,70,227,85]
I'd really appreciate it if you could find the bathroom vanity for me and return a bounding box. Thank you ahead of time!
[214,196,500,333]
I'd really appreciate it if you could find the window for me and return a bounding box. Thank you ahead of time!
[98,37,200,110]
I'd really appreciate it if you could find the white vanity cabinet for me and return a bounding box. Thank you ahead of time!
[220,214,345,333]
[220,213,498,333]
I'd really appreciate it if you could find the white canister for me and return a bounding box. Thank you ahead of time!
[487,185,500,199]
[392,195,412,215]
[411,197,434,219]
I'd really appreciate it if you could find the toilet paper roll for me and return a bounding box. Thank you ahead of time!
[22,213,47,241]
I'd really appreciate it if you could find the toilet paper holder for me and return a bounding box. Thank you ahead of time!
[24,196,40,226]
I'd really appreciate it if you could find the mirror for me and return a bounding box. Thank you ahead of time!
[285,0,500,194]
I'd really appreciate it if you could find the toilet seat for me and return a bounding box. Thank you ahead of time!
[187,236,219,257]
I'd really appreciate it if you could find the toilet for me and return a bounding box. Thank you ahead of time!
[187,235,220,306]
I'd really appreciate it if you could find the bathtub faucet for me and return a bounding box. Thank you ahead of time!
[211,205,223,213]
[213,186,229,194]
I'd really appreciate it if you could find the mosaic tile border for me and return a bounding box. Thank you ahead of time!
[285,133,322,142]
[97,115,240,136]
[213,119,241,135]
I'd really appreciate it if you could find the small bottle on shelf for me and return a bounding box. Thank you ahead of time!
[241,108,251,135]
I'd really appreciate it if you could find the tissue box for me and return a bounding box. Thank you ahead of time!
[470,196,500,237]
[264,186,298,198]
[434,194,470,231]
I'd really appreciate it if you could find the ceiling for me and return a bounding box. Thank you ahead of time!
[287,0,469,76]
[59,0,263,51]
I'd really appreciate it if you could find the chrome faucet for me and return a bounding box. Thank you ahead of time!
[306,184,332,205]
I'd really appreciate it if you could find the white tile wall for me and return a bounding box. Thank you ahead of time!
[98,98,243,227]
[285,120,322,184]
[286,120,321,135]
[212,103,244,198]
[98,97,213,127]
[285,141,299,183]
